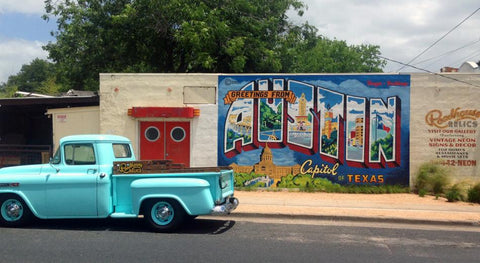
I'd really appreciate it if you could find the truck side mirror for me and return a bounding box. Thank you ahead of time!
[49,157,60,173]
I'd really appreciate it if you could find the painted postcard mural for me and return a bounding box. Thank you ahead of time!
[218,75,410,188]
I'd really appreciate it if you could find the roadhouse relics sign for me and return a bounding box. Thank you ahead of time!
[425,107,479,168]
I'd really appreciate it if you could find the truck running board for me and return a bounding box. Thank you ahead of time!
[109,213,141,218]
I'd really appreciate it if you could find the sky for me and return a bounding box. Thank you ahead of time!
[0,0,479,84]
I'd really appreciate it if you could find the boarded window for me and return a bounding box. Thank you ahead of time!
[183,86,216,104]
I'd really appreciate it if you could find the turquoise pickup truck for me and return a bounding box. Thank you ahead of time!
[0,134,237,232]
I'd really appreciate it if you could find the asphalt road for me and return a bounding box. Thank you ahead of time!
[1,217,479,263]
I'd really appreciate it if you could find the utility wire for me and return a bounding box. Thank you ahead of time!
[413,38,480,65]
[397,7,480,71]
[450,49,480,67]
[420,43,480,70]
[381,55,480,89]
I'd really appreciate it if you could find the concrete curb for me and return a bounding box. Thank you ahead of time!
[227,212,480,227]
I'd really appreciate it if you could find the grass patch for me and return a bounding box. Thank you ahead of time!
[236,184,410,194]
[414,162,450,196]
[467,182,480,204]
[445,183,467,202]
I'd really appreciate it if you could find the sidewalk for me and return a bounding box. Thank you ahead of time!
[230,190,480,226]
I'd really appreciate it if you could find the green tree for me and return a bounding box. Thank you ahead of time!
[0,84,18,98]
[287,36,386,73]
[0,58,61,97]
[43,0,307,90]
[43,0,386,91]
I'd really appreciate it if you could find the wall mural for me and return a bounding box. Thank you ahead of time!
[218,75,411,188]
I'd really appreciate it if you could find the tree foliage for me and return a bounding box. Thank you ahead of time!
[38,0,386,91]
[289,36,386,73]
[0,84,18,98]
[0,58,61,97]
[43,0,307,90]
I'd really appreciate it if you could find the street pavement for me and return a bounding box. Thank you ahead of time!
[229,190,480,226]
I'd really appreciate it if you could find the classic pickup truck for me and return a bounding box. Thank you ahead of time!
[0,134,237,232]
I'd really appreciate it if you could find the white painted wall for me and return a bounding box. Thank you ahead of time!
[99,73,218,166]
[47,106,100,150]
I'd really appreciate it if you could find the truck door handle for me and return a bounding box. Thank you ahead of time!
[87,168,97,174]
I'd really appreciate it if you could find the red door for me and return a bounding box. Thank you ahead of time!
[140,121,190,167]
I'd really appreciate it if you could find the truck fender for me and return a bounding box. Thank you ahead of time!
[130,178,215,216]
[0,190,41,218]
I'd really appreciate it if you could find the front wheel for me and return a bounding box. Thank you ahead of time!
[0,195,32,227]
[143,199,186,232]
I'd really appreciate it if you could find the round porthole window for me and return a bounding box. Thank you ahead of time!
[145,126,160,142]
[171,127,186,142]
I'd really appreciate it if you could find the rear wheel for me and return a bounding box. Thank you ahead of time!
[143,199,185,232]
[0,195,32,227]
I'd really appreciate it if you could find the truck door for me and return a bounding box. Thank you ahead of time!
[45,143,98,217]
[140,121,190,167]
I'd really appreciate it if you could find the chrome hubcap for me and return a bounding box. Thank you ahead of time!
[2,199,23,221]
[7,203,21,218]
[155,205,171,221]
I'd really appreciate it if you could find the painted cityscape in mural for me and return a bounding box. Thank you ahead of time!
[218,75,410,187]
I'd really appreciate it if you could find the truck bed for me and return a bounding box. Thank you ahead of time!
[111,160,235,216]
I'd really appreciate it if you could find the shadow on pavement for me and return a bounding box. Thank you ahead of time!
[20,217,236,234]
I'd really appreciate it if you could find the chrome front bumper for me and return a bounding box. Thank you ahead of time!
[211,197,239,215]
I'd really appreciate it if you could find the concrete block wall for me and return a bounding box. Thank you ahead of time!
[410,73,480,185]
